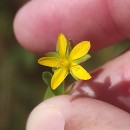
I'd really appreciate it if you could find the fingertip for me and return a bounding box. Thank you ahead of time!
[13,0,57,54]
[14,0,130,55]
[27,96,130,130]
[26,103,65,130]
[13,0,103,54]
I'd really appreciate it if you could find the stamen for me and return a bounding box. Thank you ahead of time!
[57,58,70,68]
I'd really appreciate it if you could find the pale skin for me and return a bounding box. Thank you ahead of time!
[13,0,130,130]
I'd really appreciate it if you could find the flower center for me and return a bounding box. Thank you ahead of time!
[59,58,70,68]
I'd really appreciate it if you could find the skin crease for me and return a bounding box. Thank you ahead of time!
[13,0,130,129]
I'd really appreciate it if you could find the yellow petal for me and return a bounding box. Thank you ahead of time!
[70,65,91,80]
[57,33,67,57]
[38,57,60,67]
[69,41,90,60]
[51,68,68,90]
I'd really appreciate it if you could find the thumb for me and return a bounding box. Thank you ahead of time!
[26,96,130,130]
[26,102,65,130]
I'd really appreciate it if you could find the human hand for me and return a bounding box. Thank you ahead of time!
[14,0,130,129]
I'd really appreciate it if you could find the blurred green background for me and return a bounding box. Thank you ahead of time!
[0,0,129,130]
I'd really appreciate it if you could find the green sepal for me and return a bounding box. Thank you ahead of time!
[44,86,55,100]
[45,52,59,57]
[74,54,91,64]
[42,71,52,86]
[52,67,58,73]
[42,71,65,100]
[53,82,64,95]
[42,72,55,100]
[66,39,72,57]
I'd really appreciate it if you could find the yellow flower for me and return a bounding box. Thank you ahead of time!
[38,34,91,90]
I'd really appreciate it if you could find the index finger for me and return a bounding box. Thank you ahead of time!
[13,0,130,54]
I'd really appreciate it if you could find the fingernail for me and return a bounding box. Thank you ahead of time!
[26,104,65,130]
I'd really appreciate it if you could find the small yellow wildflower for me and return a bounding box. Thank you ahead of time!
[38,34,91,90]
